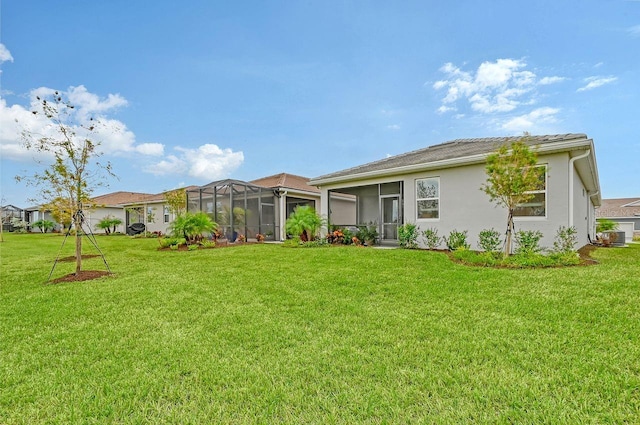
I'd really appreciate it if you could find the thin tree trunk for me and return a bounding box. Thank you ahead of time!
[504,210,514,256]
[75,214,82,275]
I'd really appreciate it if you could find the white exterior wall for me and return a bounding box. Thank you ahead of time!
[318,151,596,250]
[85,207,127,234]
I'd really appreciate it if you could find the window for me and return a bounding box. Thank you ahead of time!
[163,206,170,223]
[513,165,546,217]
[416,177,439,219]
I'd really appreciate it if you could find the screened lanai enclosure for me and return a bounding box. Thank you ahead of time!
[328,181,404,243]
[186,180,277,242]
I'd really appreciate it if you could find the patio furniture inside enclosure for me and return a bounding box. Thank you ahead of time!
[186,179,277,241]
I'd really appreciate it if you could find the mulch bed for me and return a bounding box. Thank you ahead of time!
[49,270,112,284]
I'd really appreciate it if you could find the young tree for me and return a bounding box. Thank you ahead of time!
[16,91,115,275]
[481,137,545,255]
[164,188,187,216]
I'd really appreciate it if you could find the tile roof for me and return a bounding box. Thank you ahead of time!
[596,198,640,218]
[310,133,589,183]
[91,191,154,206]
[250,173,320,193]
[92,186,200,206]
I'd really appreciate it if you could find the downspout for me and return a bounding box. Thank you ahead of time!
[588,190,600,240]
[568,149,590,228]
[280,190,288,241]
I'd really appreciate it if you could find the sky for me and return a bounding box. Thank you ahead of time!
[1,0,638,207]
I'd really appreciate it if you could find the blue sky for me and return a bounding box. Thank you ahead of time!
[1,0,638,207]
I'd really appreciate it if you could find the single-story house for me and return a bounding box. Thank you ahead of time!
[596,198,640,243]
[23,188,198,235]
[309,134,601,250]
[186,173,323,241]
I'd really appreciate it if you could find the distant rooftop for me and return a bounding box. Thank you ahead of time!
[597,198,640,218]
[250,173,320,193]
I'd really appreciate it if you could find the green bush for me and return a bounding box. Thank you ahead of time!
[596,218,618,233]
[398,223,419,249]
[421,227,441,250]
[553,226,578,254]
[159,237,186,248]
[285,206,324,242]
[32,219,55,233]
[170,212,217,244]
[478,228,502,252]
[514,230,543,255]
[444,229,470,251]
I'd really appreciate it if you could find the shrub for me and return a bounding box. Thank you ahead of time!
[170,212,217,244]
[96,216,123,234]
[552,226,578,254]
[32,219,55,233]
[596,218,618,233]
[444,229,470,251]
[285,206,324,242]
[514,230,543,255]
[187,244,199,251]
[478,228,502,252]
[200,240,215,248]
[398,223,419,249]
[421,227,441,250]
[169,244,180,251]
[159,237,186,248]
[356,223,379,245]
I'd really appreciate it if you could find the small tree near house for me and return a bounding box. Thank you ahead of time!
[481,136,545,256]
[16,91,115,276]
[164,188,187,217]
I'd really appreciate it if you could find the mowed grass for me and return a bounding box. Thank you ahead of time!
[1,234,639,424]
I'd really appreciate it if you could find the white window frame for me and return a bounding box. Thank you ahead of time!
[163,206,170,224]
[415,177,440,221]
[513,164,547,220]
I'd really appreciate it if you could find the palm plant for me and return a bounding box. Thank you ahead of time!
[32,219,55,233]
[285,205,323,242]
[170,212,217,244]
[96,216,123,234]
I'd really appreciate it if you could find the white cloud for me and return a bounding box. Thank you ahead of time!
[433,58,546,114]
[146,144,244,181]
[0,43,13,63]
[500,107,560,133]
[577,76,618,92]
[0,86,163,162]
[539,76,566,85]
[628,25,640,37]
[437,105,456,114]
[135,143,164,156]
[386,124,401,130]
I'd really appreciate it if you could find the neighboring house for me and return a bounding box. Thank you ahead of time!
[89,191,156,233]
[596,198,640,243]
[94,187,199,235]
[23,206,59,232]
[309,134,601,250]
[23,188,197,235]
[1,204,25,231]
[186,173,323,241]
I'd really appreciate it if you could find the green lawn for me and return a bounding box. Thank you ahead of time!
[1,234,639,424]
